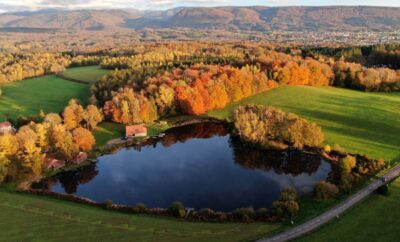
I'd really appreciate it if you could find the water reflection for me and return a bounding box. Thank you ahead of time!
[36,122,331,211]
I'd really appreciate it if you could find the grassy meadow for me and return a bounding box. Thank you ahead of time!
[208,86,400,161]
[0,75,89,121]
[0,189,282,242]
[58,65,110,84]
[296,177,400,242]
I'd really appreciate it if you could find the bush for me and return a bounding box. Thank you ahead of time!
[104,199,113,209]
[200,208,215,217]
[324,145,331,153]
[340,155,357,173]
[133,203,146,213]
[314,181,339,200]
[233,207,255,221]
[332,144,346,155]
[168,201,186,218]
[377,185,389,196]
[255,208,269,219]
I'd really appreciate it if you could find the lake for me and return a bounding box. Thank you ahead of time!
[36,122,331,212]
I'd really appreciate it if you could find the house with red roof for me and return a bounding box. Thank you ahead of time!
[0,121,15,135]
[126,125,147,138]
[43,157,65,170]
[71,152,88,165]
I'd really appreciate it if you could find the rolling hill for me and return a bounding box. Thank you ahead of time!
[0,6,399,32]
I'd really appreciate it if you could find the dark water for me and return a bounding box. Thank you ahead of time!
[36,123,331,212]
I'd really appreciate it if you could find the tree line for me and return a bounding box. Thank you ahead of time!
[0,53,103,84]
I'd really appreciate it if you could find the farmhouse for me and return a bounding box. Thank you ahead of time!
[43,157,65,170]
[71,152,88,165]
[126,125,147,138]
[0,121,15,135]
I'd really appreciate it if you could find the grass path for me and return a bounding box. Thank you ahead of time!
[208,86,400,161]
[0,190,282,242]
[0,75,89,121]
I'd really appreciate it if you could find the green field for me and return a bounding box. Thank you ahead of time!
[58,65,110,84]
[95,122,125,147]
[0,75,90,121]
[208,86,400,161]
[296,177,400,242]
[0,189,282,242]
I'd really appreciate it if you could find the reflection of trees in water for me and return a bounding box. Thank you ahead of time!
[131,122,229,151]
[43,164,98,194]
[230,137,322,176]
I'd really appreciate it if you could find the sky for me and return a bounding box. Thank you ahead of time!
[0,0,399,13]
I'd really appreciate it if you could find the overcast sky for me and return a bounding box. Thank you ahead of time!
[0,0,399,13]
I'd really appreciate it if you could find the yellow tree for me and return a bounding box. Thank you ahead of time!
[63,99,84,130]
[15,126,43,177]
[0,134,17,182]
[83,105,103,130]
[72,127,96,152]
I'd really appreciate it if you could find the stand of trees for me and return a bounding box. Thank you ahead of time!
[233,105,324,150]
[0,100,102,183]
[103,65,277,124]
[333,61,400,91]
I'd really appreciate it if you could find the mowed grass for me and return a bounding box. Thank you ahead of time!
[0,189,282,242]
[208,86,400,161]
[0,75,89,121]
[59,65,110,84]
[95,122,125,147]
[296,178,400,242]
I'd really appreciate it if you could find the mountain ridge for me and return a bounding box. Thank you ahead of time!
[0,6,399,32]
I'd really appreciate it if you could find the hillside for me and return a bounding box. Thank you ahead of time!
[1,6,400,32]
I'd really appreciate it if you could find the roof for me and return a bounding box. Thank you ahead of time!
[0,121,12,129]
[43,157,65,169]
[126,125,147,135]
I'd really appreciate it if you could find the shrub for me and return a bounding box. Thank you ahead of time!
[314,181,339,200]
[255,208,269,220]
[332,144,346,155]
[133,203,146,213]
[340,155,357,173]
[377,185,389,196]
[104,199,113,209]
[200,208,215,217]
[168,201,186,218]
[233,207,255,221]
[324,145,331,153]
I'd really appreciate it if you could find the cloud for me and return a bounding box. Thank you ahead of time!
[0,0,229,12]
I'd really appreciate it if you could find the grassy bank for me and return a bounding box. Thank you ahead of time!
[58,65,110,84]
[0,75,89,121]
[0,189,282,242]
[296,178,400,242]
[208,86,400,161]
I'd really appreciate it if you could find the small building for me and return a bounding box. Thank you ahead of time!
[43,157,65,170]
[126,125,147,138]
[71,152,88,165]
[0,121,15,135]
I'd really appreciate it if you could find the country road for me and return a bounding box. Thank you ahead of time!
[257,165,400,242]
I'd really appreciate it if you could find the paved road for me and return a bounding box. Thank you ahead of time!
[257,165,400,242]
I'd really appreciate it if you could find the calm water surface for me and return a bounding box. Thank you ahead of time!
[37,123,331,211]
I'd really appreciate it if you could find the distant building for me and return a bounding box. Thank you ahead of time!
[126,125,147,138]
[43,157,65,170]
[71,152,88,165]
[0,121,15,135]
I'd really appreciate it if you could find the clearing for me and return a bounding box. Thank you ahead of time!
[58,65,110,84]
[0,75,89,121]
